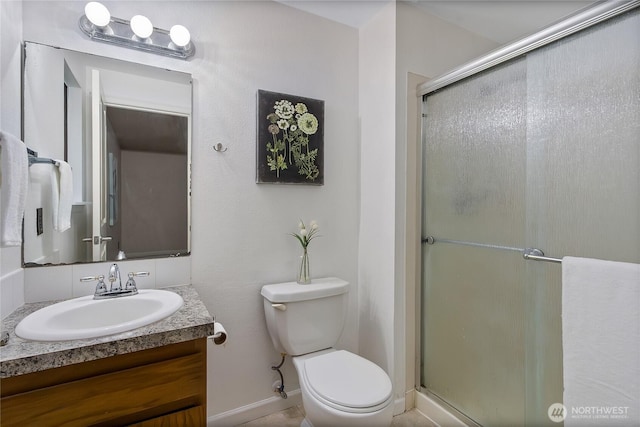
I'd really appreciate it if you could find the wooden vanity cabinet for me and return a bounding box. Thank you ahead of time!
[0,338,207,427]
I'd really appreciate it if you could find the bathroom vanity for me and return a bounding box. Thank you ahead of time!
[0,285,214,426]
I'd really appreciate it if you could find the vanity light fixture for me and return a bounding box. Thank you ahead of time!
[170,25,191,48]
[79,2,195,59]
[84,1,110,29]
[130,15,153,40]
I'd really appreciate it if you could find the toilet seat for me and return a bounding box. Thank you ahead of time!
[301,350,393,414]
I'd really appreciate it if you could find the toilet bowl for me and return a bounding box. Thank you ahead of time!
[294,349,393,427]
[261,278,394,427]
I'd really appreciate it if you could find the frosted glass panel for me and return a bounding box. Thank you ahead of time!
[526,10,640,264]
[421,8,640,427]
[524,10,640,424]
[422,244,526,426]
[422,59,526,247]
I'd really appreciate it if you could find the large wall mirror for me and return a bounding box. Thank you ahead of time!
[22,41,192,267]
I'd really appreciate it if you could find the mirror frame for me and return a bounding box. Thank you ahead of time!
[21,41,192,268]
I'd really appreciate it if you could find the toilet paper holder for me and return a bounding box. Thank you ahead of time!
[208,316,228,345]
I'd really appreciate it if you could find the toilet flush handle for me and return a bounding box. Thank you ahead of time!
[272,303,287,311]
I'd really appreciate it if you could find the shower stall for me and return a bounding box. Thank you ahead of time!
[419,3,639,426]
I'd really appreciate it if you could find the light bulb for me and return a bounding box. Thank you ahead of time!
[170,25,191,47]
[85,2,110,28]
[130,15,153,39]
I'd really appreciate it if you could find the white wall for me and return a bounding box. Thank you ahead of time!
[20,0,360,420]
[0,0,25,318]
[358,0,397,386]
[185,1,360,416]
[358,0,498,412]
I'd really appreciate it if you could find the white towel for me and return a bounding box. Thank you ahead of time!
[51,160,73,232]
[0,131,29,247]
[562,256,640,426]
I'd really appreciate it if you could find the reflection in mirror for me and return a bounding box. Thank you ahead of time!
[103,107,189,261]
[23,41,192,267]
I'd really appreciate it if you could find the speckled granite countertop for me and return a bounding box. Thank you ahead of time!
[0,285,214,378]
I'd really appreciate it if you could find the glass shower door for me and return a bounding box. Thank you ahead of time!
[421,58,531,426]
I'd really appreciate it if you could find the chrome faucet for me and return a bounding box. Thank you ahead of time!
[108,263,122,291]
[80,263,149,299]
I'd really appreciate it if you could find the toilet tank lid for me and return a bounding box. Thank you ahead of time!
[261,277,349,303]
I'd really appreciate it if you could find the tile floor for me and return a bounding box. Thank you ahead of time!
[238,405,437,427]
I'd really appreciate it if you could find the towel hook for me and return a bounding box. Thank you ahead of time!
[213,143,227,152]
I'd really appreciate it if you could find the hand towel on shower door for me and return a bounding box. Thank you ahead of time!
[562,256,640,426]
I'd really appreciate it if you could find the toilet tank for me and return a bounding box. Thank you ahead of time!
[261,278,349,356]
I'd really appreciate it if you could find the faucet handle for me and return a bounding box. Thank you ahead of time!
[80,275,107,295]
[125,273,137,291]
[125,271,150,291]
[130,271,150,277]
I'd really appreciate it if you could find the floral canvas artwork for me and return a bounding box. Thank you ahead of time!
[257,90,324,185]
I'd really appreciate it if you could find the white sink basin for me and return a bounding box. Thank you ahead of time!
[15,290,183,342]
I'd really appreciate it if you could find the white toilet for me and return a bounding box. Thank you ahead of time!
[261,277,393,427]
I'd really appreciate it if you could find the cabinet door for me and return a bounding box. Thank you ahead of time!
[1,339,207,427]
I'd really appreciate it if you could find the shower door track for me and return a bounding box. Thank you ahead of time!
[419,388,483,427]
[418,0,639,96]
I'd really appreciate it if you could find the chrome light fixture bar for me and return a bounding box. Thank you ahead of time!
[79,2,195,60]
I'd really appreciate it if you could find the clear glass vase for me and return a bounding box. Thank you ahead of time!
[297,247,311,284]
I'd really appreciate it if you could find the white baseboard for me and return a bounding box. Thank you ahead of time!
[405,389,416,411]
[393,395,406,416]
[207,390,409,425]
[207,389,302,427]
[415,390,466,427]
